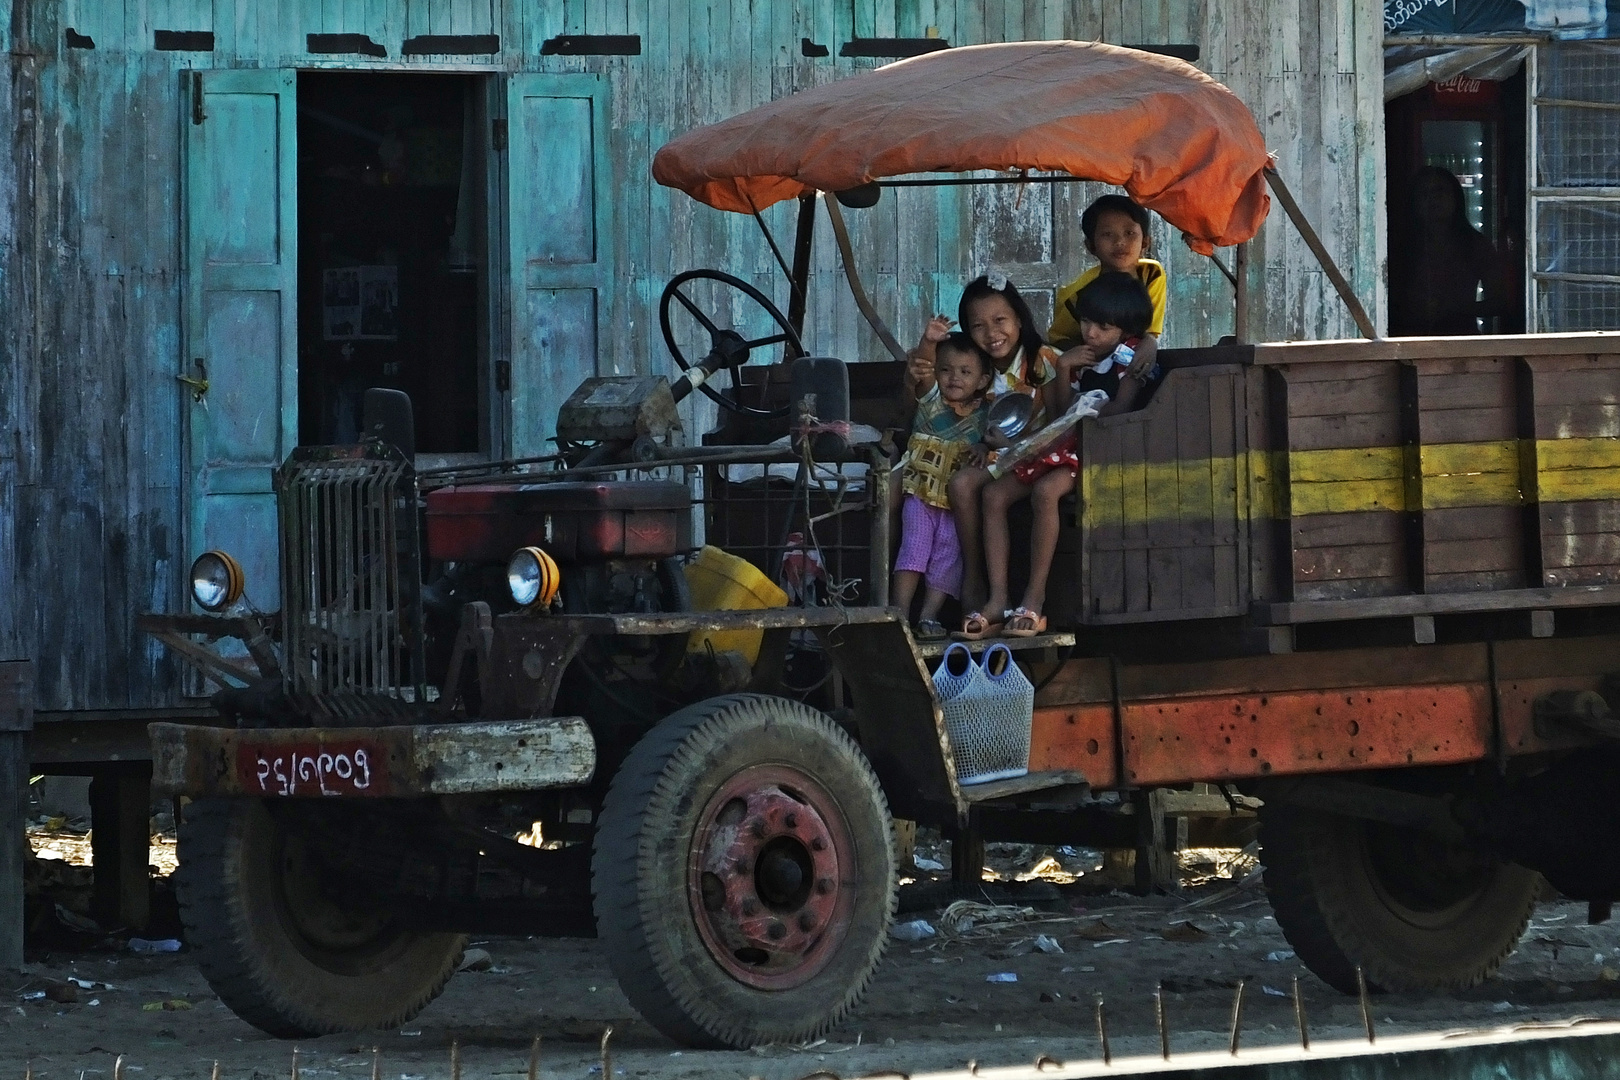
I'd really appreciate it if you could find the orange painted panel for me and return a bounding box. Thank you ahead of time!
[1029,705,1119,787]
[1121,684,1492,786]
[1497,675,1602,756]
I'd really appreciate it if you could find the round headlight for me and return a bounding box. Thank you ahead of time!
[191,550,244,612]
[507,546,560,610]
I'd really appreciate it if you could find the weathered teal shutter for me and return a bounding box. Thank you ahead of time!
[506,73,612,458]
[183,69,297,610]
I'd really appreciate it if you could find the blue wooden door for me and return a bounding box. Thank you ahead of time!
[506,73,612,458]
[183,69,297,611]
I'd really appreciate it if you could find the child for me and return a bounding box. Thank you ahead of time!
[909,277,1064,639]
[893,332,994,640]
[979,272,1155,637]
[1047,194,1165,381]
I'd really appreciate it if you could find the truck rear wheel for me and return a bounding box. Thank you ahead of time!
[1261,802,1538,993]
[176,798,465,1037]
[593,694,895,1048]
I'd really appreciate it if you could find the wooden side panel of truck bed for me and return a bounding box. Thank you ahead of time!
[1059,333,1620,627]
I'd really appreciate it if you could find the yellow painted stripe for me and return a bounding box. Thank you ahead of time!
[1290,446,1403,483]
[1078,436,1620,528]
[1420,440,1522,509]
[1538,437,1620,472]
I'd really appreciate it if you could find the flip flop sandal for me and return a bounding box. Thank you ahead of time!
[1003,608,1048,638]
[915,619,948,641]
[953,611,1003,641]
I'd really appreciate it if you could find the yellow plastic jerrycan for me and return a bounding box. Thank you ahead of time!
[683,546,788,664]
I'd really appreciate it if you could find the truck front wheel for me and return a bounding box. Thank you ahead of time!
[1261,802,1538,993]
[593,694,896,1048]
[176,799,465,1037]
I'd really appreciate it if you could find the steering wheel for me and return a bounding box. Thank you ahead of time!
[659,270,805,418]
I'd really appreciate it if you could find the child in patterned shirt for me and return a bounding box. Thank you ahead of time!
[893,332,994,640]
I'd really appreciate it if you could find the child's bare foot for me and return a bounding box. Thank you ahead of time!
[954,611,1003,641]
[1003,608,1047,637]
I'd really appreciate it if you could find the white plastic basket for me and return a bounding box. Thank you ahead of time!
[932,642,1035,785]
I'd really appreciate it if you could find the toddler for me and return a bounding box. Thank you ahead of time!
[893,332,994,640]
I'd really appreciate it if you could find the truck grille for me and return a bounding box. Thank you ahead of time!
[277,445,426,721]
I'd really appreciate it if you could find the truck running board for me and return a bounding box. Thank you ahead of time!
[149,717,595,798]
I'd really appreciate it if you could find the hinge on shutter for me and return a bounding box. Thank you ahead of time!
[495,360,512,393]
[190,70,205,125]
[491,118,507,151]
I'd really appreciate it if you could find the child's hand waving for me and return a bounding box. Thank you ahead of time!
[921,314,954,344]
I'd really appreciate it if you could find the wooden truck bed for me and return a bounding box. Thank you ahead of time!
[1058,332,1620,628]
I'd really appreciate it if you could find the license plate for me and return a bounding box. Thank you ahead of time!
[236,740,388,797]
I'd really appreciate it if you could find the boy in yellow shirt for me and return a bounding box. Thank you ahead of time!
[1048,195,1165,379]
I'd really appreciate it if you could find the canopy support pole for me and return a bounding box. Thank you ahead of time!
[1235,242,1249,343]
[1264,168,1378,339]
[787,193,816,343]
[823,195,910,364]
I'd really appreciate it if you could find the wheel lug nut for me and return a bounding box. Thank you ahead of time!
[798,913,814,931]
[784,813,798,828]
[749,818,767,838]
[767,921,787,940]
[815,877,833,895]
[810,837,827,852]
[742,898,760,916]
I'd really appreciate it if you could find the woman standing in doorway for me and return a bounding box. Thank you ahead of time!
[1389,166,1511,336]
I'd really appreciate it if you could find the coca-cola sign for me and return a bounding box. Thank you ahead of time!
[1432,75,1500,104]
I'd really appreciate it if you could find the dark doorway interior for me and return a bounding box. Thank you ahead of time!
[297,72,483,453]
[1385,69,1528,335]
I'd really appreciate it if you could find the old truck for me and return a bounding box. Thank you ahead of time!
[144,41,1620,1049]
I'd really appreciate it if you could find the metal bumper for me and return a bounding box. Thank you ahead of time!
[149,717,595,798]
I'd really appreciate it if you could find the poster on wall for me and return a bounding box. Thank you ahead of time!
[1387,0,1620,37]
[322,266,399,341]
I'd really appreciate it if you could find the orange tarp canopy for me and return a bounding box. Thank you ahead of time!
[653,41,1271,254]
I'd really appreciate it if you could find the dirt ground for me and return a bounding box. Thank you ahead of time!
[11,833,1620,1080]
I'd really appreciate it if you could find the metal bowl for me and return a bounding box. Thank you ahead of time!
[985,393,1035,441]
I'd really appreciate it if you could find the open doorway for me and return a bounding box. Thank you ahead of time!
[296,72,486,454]
[1385,69,1528,335]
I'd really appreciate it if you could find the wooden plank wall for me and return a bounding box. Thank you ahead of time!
[1255,341,1620,613]
[1414,357,1525,593]
[0,0,1384,711]
[1527,355,1620,587]
[1280,360,1409,601]
[1076,365,1249,623]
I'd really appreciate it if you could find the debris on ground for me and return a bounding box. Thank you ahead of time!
[892,919,937,942]
[458,948,494,972]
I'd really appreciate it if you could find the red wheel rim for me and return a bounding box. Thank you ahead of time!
[687,764,856,990]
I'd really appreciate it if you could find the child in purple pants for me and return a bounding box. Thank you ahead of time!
[893,333,993,639]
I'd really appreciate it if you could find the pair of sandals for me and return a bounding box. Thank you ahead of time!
[955,607,1047,640]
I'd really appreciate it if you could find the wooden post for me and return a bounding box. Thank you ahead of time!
[1263,169,1378,340]
[1233,242,1249,343]
[948,825,985,890]
[1,661,33,971]
[786,193,816,343]
[867,443,892,607]
[1134,789,1179,894]
[90,764,153,931]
